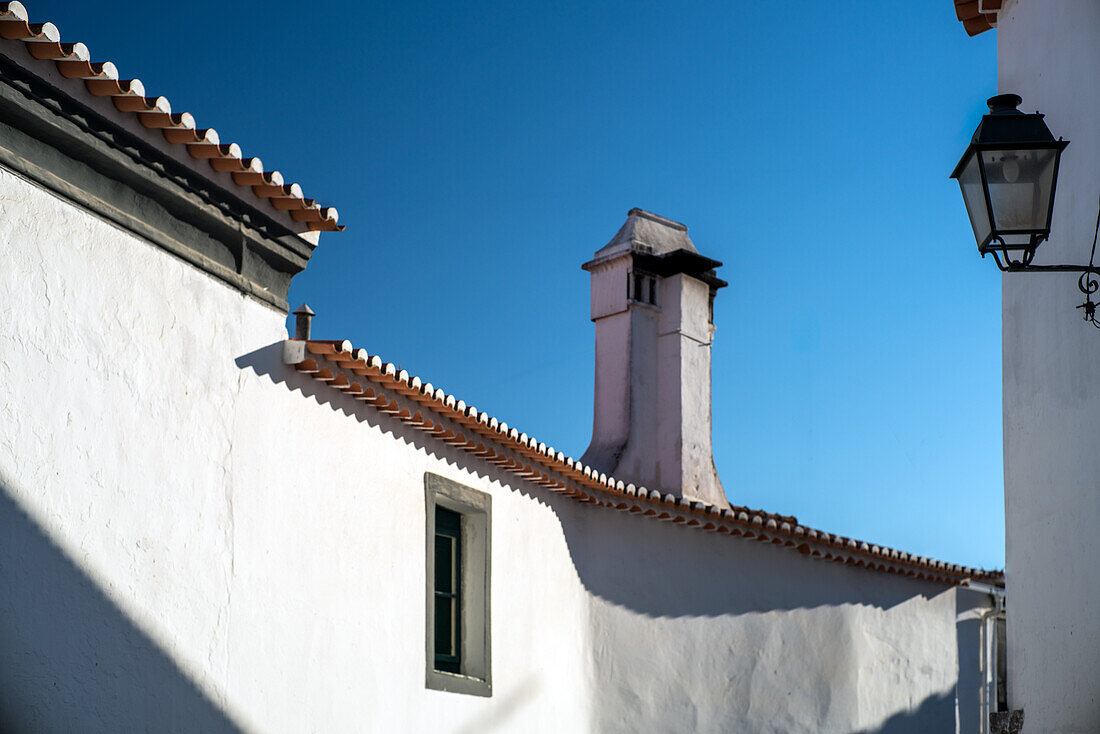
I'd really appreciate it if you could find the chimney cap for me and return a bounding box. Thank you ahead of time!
[589,208,699,265]
[292,303,315,340]
[626,208,688,232]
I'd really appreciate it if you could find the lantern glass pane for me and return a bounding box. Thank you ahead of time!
[981,148,1059,234]
[958,153,991,247]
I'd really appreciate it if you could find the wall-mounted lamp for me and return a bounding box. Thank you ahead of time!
[952,94,1100,326]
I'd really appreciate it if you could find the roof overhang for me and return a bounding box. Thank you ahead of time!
[283,337,1004,588]
[955,0,1001,37]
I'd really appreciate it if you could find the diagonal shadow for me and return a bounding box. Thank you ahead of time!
[0,470,241,733]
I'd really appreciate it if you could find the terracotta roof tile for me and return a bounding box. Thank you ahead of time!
[0,2,343,233]
[286,337,1004,587]
[954,0,998,37]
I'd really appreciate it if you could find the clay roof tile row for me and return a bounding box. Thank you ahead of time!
[0,2,343,232]
[288,338,1004,587]
[954,0,1001,37]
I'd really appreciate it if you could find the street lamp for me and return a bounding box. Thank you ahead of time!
[952,93,1100,326]
[951,94,1068,269]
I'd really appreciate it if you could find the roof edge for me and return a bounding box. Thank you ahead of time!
[0,2,343,235]
[284,337,1004,587]
[955,0,1000,36]
[0,51,310,311]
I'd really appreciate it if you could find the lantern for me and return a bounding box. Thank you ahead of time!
[951,94,1068,268]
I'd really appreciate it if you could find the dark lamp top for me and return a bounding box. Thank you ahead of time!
[951,93,1067,179]
[986,93,1023,115]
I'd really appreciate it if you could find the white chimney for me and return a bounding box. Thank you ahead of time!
[581,209,728,507]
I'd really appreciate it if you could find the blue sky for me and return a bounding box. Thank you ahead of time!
[40,1,1003,569]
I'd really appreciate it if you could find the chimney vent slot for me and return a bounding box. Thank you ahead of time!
[630,270,658,306]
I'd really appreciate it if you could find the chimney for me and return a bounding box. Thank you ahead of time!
[581,208,728,507]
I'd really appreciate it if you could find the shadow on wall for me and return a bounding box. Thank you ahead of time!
[240,343,959,733]
[453,675,541,734]
[559,493,950,617]
[0,472,241,733]
[237,342,951,619]
[857,691,955,734]
[568,497,959,734]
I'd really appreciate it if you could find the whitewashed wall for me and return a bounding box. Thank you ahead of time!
[996,2,1100,731]
[1,164,966,732]
[0,162,592,733]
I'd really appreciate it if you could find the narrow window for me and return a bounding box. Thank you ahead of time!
[425,473,491,697]
[633,272,644,302]
[433,506,462,674]
[648,276,657,305]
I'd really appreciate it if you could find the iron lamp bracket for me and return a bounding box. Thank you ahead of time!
[981,226,1100,329]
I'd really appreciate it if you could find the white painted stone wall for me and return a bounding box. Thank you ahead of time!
[1,164,969,732]
[579,509,961,734]
[0,165,591,733]
[996,2,1100,731]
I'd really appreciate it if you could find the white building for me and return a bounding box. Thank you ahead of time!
[955,2,1100,733]
[0,4,1003,732]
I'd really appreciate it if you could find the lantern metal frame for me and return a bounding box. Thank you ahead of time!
[951,94,1069,270]
[960,141,1067,270]
[953,93,1100,327]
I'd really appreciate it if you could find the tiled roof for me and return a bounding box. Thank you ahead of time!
[286,338,1004,587]
[954,0,1001,37]
[0,1,343,232]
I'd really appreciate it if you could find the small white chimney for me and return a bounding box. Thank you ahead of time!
[581,209,728,507]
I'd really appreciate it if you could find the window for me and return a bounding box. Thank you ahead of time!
[425,473,491,697]
[433,506,461,673]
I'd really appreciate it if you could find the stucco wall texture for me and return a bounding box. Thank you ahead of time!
[1,165,964,732]
[998,1,1100,731]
